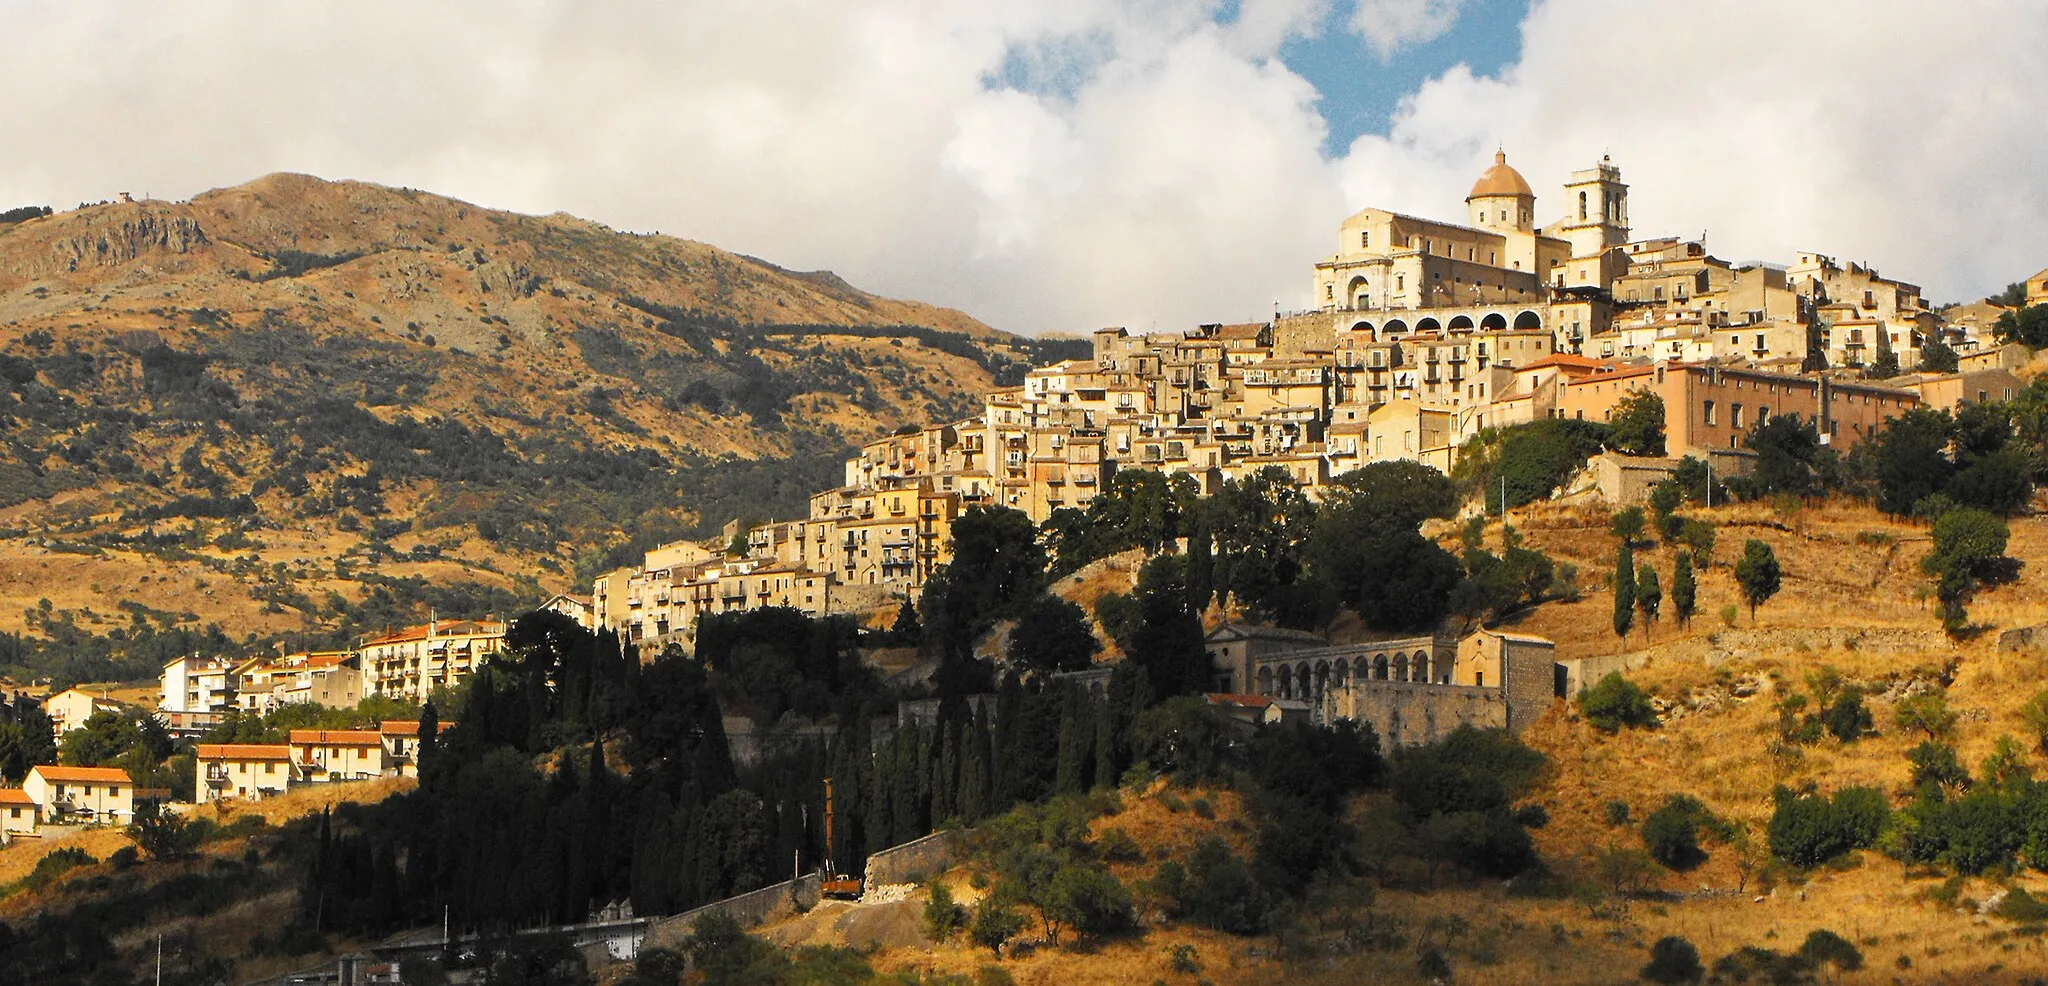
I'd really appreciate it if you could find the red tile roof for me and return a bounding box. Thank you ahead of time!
[289,730,382,745]
[0,789,34,805]
[30,765,131,783]
[196,744,293,760]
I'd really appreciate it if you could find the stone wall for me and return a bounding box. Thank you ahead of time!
[642,874,822,951]
[863,829,963,888]
[1558,626,1955,697]
[1326,681,1506,748]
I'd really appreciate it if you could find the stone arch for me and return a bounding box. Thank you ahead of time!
[1295,664,1313,699]
[1347,275,1369,308]
[1373,654,1389,680]
[1480,312,1508,331]
[1350,320,1375,336]
[1089,680,1105,699]
[1416,316,1442,334]
[1257,665,1273,695]
[1514,310,1543,330]
[1414,650,1432,683]
[1393,653,1410,682]
[1383,318,1409,336]
[1315,660,1331,698]
[1448,315,1475,330]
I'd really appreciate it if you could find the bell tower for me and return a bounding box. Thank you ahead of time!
[1560,155,1628,258]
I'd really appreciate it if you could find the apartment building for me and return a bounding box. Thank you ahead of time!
[161,655,239,714]
[360,620,505,701]
[289,729,385,783]
[235,651,362,714]
[44,688,121,736]
[194,744,293,803]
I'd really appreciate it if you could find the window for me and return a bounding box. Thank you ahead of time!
[1703,400,1716,425]
[1360,231,1368,248]
[1731,403,1744,428]
[1578,191,1588,221]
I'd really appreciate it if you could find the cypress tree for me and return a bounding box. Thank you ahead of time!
[1613,541,1636,650]
[990,675,1023,809]
[959,703,991,824]
[1092,693,1116,790]
[1055,686,1088,795]
[932,723,958,824]
[865,730,893,856]
[1186,514,1215,614]
[584,738,615,911]
[1672,551,1698,629]
[1635,561,1662,640]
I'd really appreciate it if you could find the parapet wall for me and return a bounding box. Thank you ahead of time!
[642,873,822,951]
[863,829,963,887]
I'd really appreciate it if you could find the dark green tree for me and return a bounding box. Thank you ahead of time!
[1734,539,1782,623]
[1613,542,1636,648]
[1009,594,1100,674]
[1635,560,1662,637]
[1605,389,1667,457]
[1670,551,1697,629]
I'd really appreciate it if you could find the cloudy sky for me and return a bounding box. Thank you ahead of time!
[5,1,2045,334]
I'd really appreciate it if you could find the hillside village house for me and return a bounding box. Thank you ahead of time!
[0,788,38,841]
[2027,267,2048,308]
[289,729,385,783]
[378,719,448,778]
[161,655,239,715]
[359,619,506,701]
[194,744,293,804]
[23,765,134,825]
[234,651,362,714]
[44,687,122,735]
[586,149,1972,632]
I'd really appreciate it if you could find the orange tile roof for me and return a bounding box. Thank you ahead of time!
[1518,353,1612,372]
[1206,692,1277,709]
[31,765,131,783]
[379,720,453,737]
[0,789,34,805]
[360,620,505,647]
[289,730,382,745]
[196,744,293,760]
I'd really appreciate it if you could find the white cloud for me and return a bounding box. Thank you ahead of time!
[1348,0,1467,58]
[1338,0,2048,305]
[0,1,2042,337]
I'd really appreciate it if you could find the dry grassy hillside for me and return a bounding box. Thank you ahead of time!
[784,502,2048,985]
[0,176,1086,683]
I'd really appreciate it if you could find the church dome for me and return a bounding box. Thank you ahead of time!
[1467,150,1534,200]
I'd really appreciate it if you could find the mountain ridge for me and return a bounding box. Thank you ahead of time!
[0,173,1087,682]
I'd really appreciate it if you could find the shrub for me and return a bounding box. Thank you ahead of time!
[1151,837,1267,934]
[1769,786,1888,867]
[1641,936,1705,985]
[1605,800,1632,826]
[1579,672,1655,733]
[24,847,95,891]
[969,896,1024,954]
[1641,795,1714,870]
[1822,688,1874,742]
[1894,693,1957,740]
[924,880,967,942]
[1798,929,1863,973]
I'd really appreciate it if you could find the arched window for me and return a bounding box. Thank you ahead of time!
[1578,191,1588,221]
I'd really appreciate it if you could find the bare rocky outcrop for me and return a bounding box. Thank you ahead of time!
[33,209,209,276]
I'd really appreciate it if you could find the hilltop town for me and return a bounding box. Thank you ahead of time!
[587,153,2040,648]
[0,155,2046,986]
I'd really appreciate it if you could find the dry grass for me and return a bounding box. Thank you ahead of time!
[842,504,2048,983]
